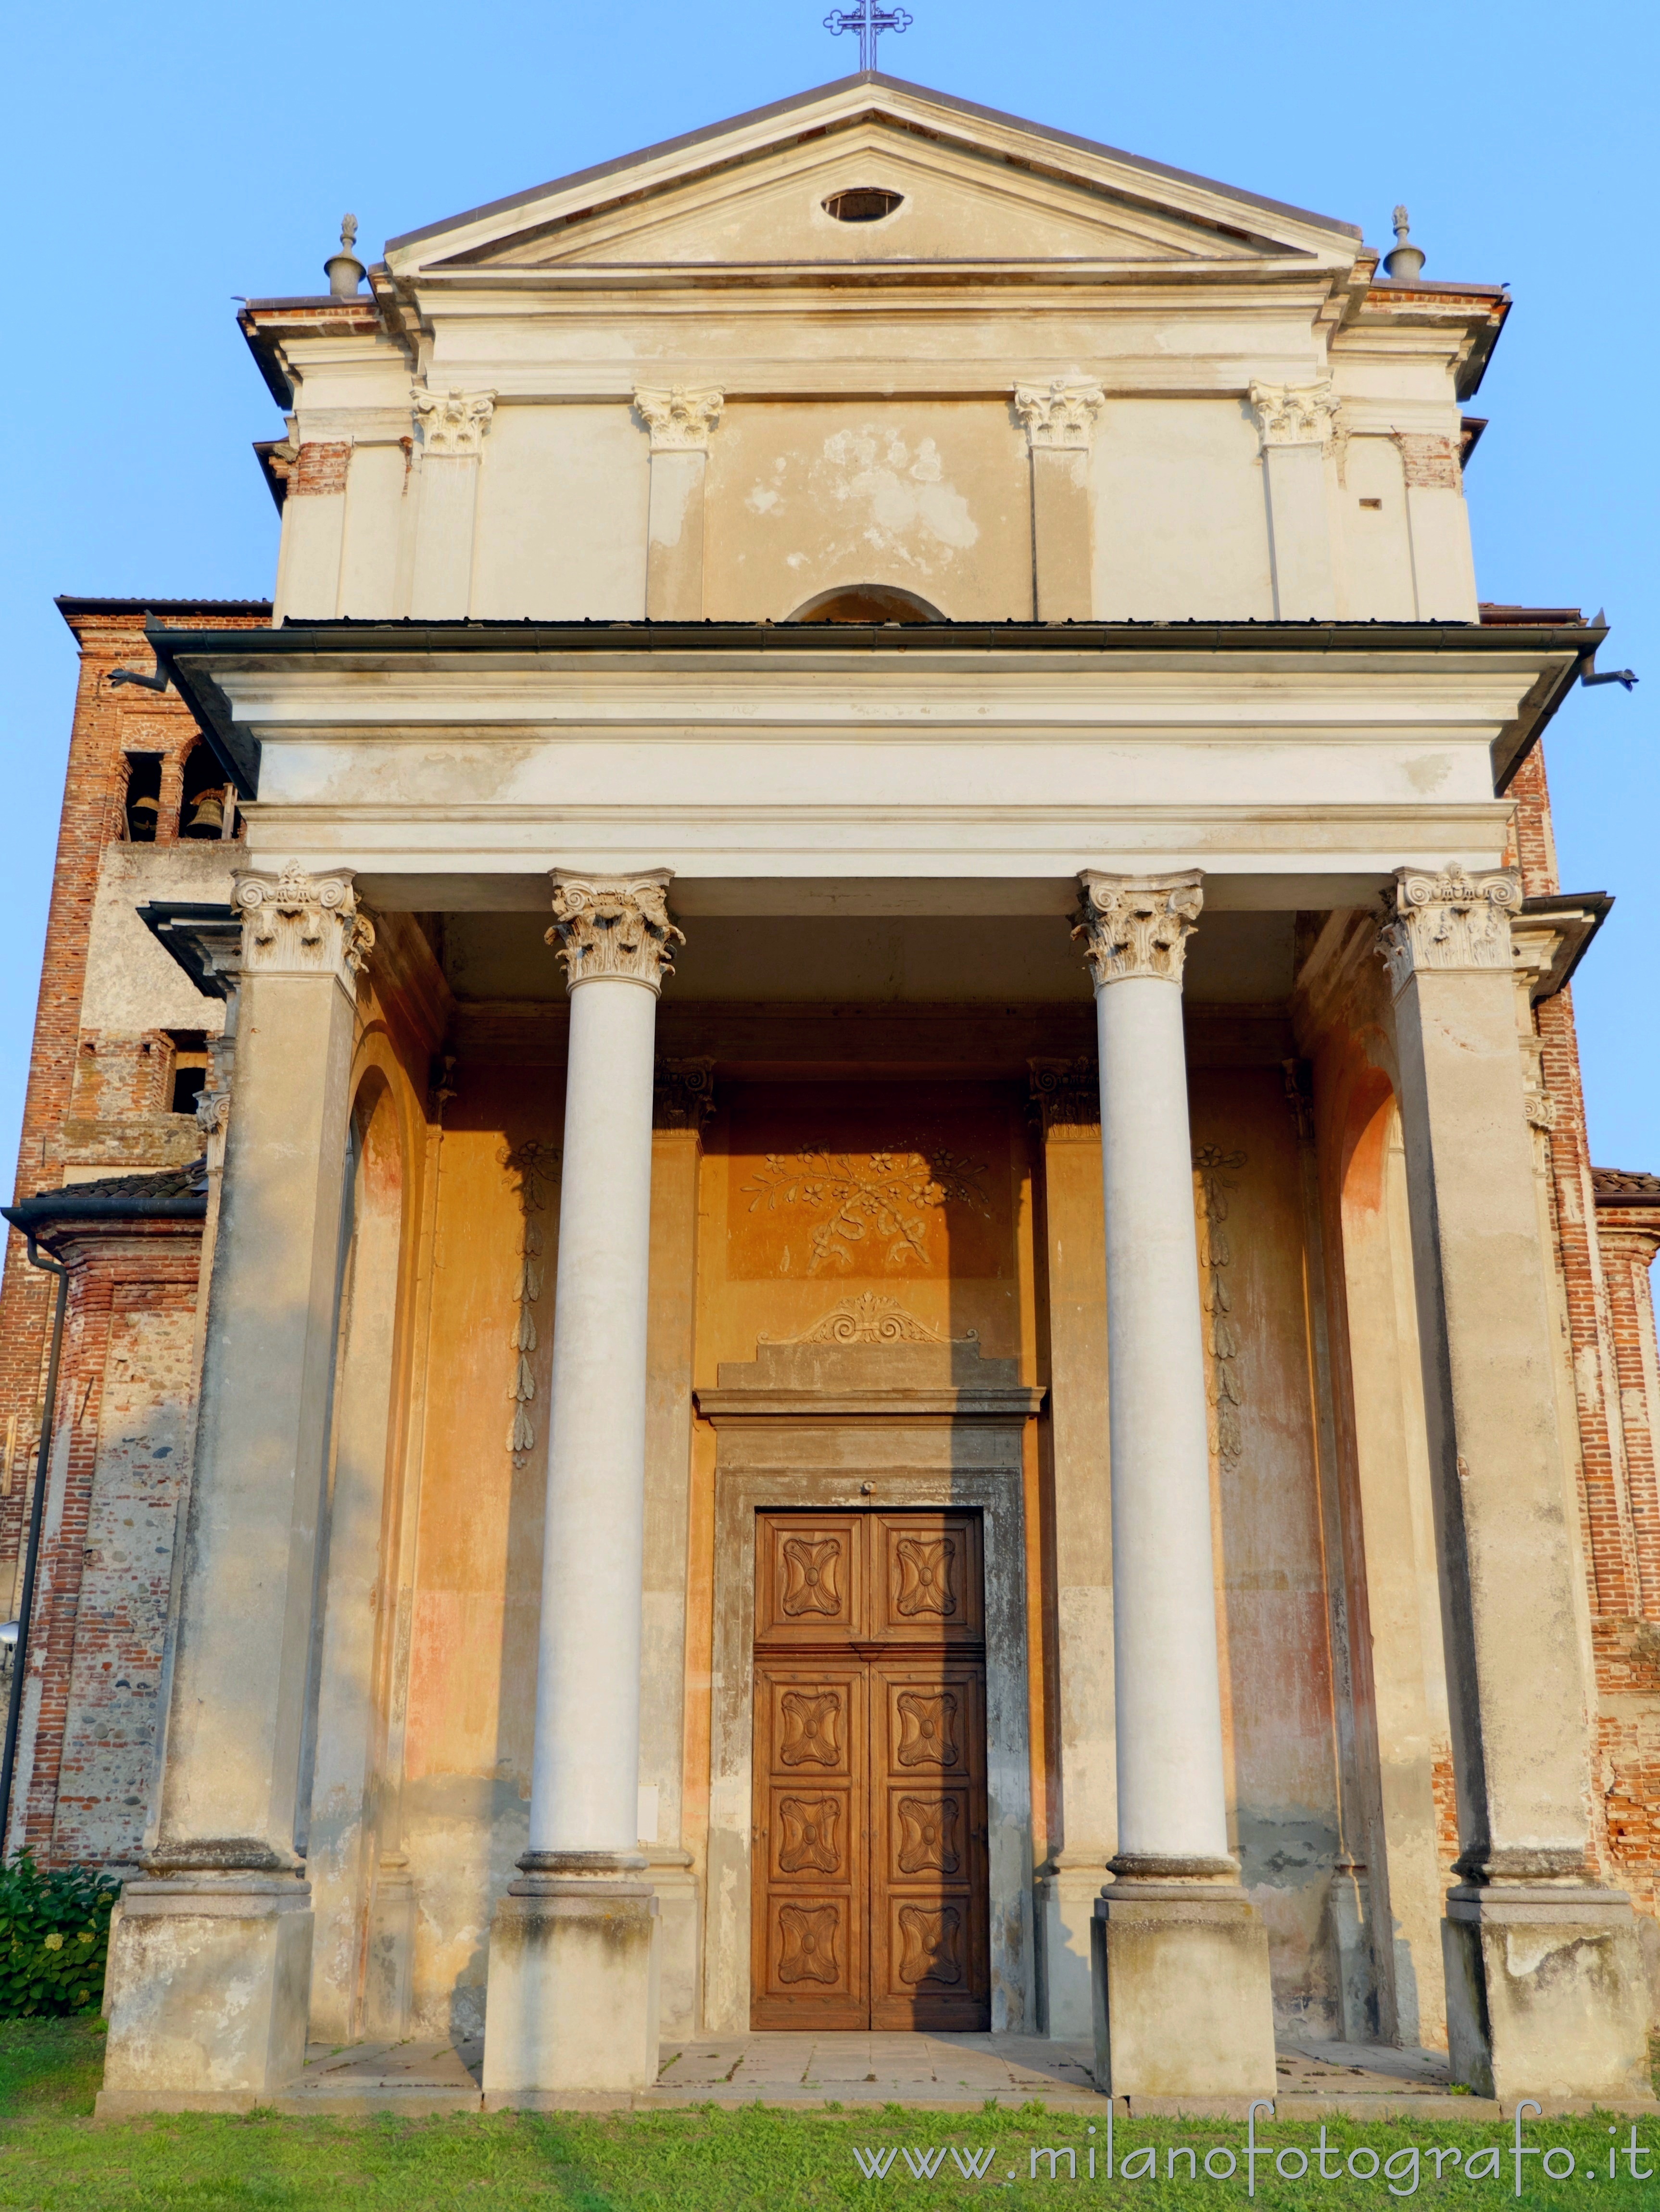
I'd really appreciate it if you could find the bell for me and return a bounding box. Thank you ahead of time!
[128,793,159,836]
[186,791,225,836]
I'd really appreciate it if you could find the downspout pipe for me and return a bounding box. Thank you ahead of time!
[0,1238,69,1852]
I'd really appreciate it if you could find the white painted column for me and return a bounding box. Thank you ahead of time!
[1076,871,1275,2099]
[1250,379,1341,619]
[408,386,495,619]
[634,389,724,620]
[1014,381,1104,621]
[483,869,683,2098]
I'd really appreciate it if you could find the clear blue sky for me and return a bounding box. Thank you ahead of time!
[2,0,1654,1171]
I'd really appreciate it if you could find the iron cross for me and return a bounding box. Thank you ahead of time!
[823,0,913,71]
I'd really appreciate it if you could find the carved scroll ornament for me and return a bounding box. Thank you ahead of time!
[760,1292,966,1347]
[1013,378,1106,452]
[634,386,725,453]
[546,870,684,993]
[234,862,374,988]
[1073,870,1203,988]
[1376,866,1522,994]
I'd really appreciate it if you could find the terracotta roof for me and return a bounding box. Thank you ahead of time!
[1593,1168,1660,1202]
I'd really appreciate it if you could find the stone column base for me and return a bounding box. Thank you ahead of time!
[482,1869,660,2101]
[1036,1860,1109,2040]
[96,1876,313,2114]
[1444,1884,1656,2102]
[1091,1881,1275,2098]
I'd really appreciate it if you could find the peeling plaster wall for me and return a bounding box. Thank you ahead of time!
[704,402,1029,621]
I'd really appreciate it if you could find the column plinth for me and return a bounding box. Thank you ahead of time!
[1074,870,1275,2099]
[481,871,680,2100]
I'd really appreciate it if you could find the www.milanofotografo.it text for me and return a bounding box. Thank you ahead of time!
[851,2105,1658,2194]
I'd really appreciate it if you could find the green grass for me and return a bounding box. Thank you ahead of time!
[0,2025,1654,2206]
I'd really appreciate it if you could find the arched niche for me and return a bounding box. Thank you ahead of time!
[302,1065,411,2042]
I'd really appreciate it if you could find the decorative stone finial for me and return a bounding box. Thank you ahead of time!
[1073,871,1204,988]
[546,870,684,993]
[326,212,366,301]
[1383,205,1426,282]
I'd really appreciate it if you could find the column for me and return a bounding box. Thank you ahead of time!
[1076,871,1275,2100]
[408,385,496,618]
[99,865,374,2115]
[1027,1059,1116,2038]
[1382,867,1651,2100]
[635,388,723,620]
[482,870,682,2099]
[273,439,352,620]
[1015,381,1103,621]
[1250,379,1341,619]
[1395,433,1480,621]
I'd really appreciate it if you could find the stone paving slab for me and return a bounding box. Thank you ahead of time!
[277,2032,1654,2120]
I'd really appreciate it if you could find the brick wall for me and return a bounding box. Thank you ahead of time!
[4,1212,203,1867]
[0,604,266,1614]
[1512,741,1660,1935]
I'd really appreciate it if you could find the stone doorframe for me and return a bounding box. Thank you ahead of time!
[695,1320,1044,2035]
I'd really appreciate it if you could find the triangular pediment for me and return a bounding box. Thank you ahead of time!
[385,75,1361,281]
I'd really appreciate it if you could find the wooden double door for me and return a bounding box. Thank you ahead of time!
[751,1508,990,2031]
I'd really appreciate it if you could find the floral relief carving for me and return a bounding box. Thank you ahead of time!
[776,1902,841,1984]
[897,1903,963,1985]
[894,1536,958,1618]
[501,1138,556,1458]
[1376,866,1522,994]
[741,1147,992,1275]
[896,1689,961,1769]
[897,1796,962,1876]
[546,870,684,993]
[1028,1056,1100,1137]
[634,386,726,452]
[1013,379,1106,452]
[780,1535,845,1620]
[1250,378,1343,450]
[1194,1144,1246,1467]
[779,1689,844,1768]
[234,862,374,988]
[411,385,496,455]
[760,1293,968,1347]
[777,1796,843,1876]
[1073,871,1203,988]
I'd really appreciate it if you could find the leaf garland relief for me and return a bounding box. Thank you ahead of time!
[741,1146,993,1276]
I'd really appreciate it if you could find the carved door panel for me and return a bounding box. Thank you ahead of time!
[870,1661,989,2028]
[751,1509,989,2031]
[752,1660,867,2028]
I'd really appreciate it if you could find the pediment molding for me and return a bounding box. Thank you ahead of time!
[385,79,1359,286]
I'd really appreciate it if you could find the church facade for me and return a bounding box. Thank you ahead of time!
[4,74,1659,2108]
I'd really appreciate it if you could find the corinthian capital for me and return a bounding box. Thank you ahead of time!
[412,385,497,455]
[1073,871,1203,988]
[234,863,374,989]
[1249,377,1342,450]
[634,386,725,453]
[546,869,684,993]
[1377,866,1522,994]
[1014,379,1106,452]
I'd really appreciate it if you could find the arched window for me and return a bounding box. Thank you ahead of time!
[180,742,236,839]
[786,584,944,625]
[122,754,162,842]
